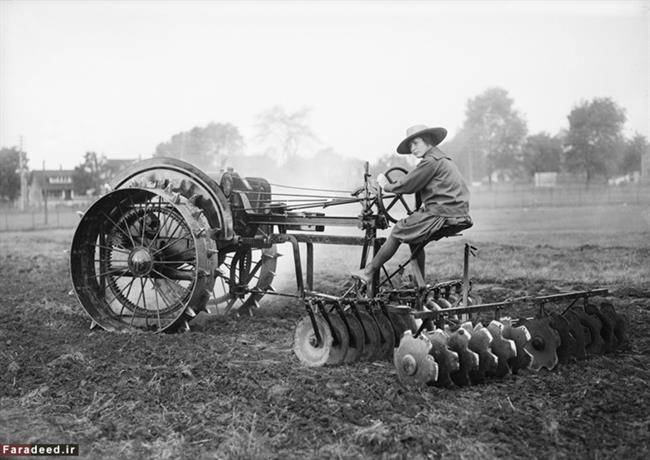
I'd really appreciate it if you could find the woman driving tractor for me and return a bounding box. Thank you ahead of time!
[352,124,472,286]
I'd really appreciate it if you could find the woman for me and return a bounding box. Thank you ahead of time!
[352,124,472,285]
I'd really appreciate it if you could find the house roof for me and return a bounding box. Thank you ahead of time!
[29,170,75,190]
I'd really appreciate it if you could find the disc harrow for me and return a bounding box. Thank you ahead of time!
[392,297,628,388]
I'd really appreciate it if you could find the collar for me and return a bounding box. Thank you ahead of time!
[422,146,446,161]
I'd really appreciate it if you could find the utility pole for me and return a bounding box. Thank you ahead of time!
[18,135,28,211]
[42,160,48,225]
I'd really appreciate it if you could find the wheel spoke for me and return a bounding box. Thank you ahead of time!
[398,196,412,213]
[101,211,135,249]
[129,282,145,326]
[94,243,130,254]
[149,278,163,330]
[117,278,137,317]
[153,260,196,265]
[116,200,141,247]
[223,297,238,315]
[151,269,191,296]
[147,198,172,250]
[151,280,176,310]
[96,266,131,278]
[243,259,263,285]
[140,278,149,328]
[151,232,192,256]
[385,196,400,212]
[213,293,232,304]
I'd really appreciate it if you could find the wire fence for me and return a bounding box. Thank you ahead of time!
[470,182,649,209]
[1,183,648,232]
[0,208,81,232]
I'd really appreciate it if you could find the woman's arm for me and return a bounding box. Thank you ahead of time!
[384,160,437,194]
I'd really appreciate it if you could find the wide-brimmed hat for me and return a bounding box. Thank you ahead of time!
[396,125,447,154]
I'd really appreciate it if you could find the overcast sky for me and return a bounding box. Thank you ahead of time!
[0,0,648,170]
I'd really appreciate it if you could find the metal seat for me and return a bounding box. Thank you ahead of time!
[428,216,474,242]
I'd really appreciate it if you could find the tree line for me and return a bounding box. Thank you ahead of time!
[445,88,647,185]
[1,89,648,202]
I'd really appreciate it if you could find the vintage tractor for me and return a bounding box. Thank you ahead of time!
[70,157,627,388]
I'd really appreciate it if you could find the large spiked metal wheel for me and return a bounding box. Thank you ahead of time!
[70,188,216,332]
[111,157,277,316]
[377,166,419,224]
[110,157,232,239]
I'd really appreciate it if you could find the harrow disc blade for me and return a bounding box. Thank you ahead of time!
[562,311,588,359]
[429,329,460,388]
[548,313,580,363]
[462,322,498,384]
[293,314,333,367]
[343,312,366,363]
[571,308,605,355]
[394,331,439,387]
[522,317,561,371]
[448,328,479,387]
[486,321,517,377]
[435,297,453,309]
[467,294,482,305]
[585,303,616,353]
[599,302,628,348]
[356,309,383,362]
[386,306,416,346]
[326,313,350,366]
[373,310,396,361]
[501,318,532,373]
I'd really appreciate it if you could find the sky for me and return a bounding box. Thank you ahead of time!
[0,0,648,170]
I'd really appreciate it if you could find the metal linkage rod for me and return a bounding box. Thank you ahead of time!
[234,190,353,199]
[412,289,609,321]
[268,183,352,194]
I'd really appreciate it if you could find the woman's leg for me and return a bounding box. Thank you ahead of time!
[352,235,402,283]
[409,243,426,279]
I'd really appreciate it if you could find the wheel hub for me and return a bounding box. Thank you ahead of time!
[400,354,417,376]
[128,247,154,276]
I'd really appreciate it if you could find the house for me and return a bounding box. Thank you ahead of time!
[26,158,138,206]
[29,169,75,204]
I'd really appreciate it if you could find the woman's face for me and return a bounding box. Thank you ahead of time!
[409,137,430,158]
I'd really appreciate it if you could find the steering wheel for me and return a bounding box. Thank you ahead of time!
[376,166,421,223]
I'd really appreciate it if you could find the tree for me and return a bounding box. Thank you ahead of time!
[72,151,111,196]
[0,147,25,202]
[155,122,244,170]
[442,128,477,183]
[254,106,319,164]
[564,97,626,184]
[461,87,528,184]
[620,134,648,174]
[521,132,563,177]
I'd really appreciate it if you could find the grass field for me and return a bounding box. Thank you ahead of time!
[0,203,649,459]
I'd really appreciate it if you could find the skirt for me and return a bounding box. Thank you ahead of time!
[390,211,447,244]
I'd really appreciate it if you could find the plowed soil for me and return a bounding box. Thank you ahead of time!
[1,220,649,459]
